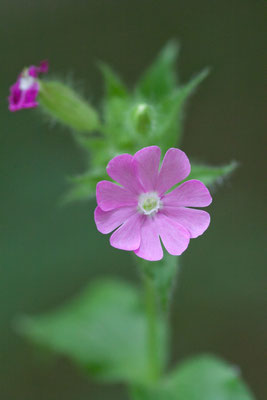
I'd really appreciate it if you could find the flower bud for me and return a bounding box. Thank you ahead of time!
[132,103,153,135]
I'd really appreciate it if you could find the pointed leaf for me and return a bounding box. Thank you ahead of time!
[99,62,128,98]
[189,161,238,187]
[152,68,209,149]
[63,174,97,203]
[131,355,255,400]
[136,41,179,100]
[175,68,210,104]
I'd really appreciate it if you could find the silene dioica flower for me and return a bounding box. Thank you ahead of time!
[8,60,48,111]
[95,146,212,261]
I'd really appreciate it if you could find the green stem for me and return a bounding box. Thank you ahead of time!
[134,253,180,387]
[144,274,160,382]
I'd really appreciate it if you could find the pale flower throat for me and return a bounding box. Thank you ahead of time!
[138,192,161,216]
[19,70,36,91]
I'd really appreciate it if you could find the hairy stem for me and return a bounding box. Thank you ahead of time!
[144,274,161,382]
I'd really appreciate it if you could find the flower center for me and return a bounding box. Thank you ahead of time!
[138,192,161,216]
[19,71,35,91]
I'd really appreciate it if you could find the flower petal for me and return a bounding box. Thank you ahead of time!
[8,81,39,112]
[38,60,49,74]
[156,213,190,256]
[134,217,163,261]
[106,153,143,193]
[162,206,210,238]
[156,148,191,195]
[94,206,136,234]
[163,179,212,207]
[24,85,39,105]
[110,213,143,251]
[134,146,161,191]
[28,60,49,77]
[96,181,137,211]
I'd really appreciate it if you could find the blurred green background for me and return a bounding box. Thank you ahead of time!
[0,0,266,399]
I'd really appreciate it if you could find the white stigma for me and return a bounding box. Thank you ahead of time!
[138,192,161,216]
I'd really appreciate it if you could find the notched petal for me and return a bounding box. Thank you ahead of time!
[163,179,212,208]
[157,148,191,195]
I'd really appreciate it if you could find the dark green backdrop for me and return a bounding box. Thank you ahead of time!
[0,1,266,399]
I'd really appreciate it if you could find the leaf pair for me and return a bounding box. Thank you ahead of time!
[17,279,254,399]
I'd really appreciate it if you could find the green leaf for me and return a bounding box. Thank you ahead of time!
[131,355,255,400]
[75,136,118,166]
[102,97,132,143]
[136,41,179,100]
[189,161,238,187]
[99,62,128,98]
[17,279,166,384]
[39,81,100,132]
[176,68,210,104]
[62,137,120,203]
[63,171,100,203]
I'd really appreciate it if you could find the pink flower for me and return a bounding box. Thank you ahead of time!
[94,146,212,261]
[8,60,49,112]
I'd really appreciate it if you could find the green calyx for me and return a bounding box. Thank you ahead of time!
[39,81,100,133]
